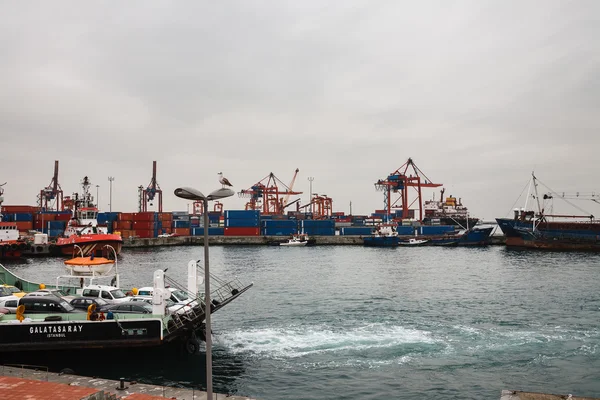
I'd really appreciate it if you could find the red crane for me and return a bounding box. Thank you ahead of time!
[374,158,442,221]
[138,161,163,212]
[38,160,64,211]
[238,170,302,215]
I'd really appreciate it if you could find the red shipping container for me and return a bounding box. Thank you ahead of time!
[113,221,132,230]
[120,230,136,238]
[36,213,56,221]
[133,221,156,230]
[15,221,33,231]
[55,213,73,221]
[136,229,154,238]
[1,205,38,213]
[119,213,135,221]
[158,213,173,222]
[224,227,260,236]
[173,228,190,236]
[133,212,156,222]
[162,227,172,234]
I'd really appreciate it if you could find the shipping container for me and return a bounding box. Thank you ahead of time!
[225,210,260,219]
[120,230,136,239]
[224,227,260,236]
[15,221,33,231]
[118,213,135,221]
[113,221,132,230]
[133,212,157,222]
[340,227,374,236]
[262,227,297,236]
[48,221,65,230]
[36,213,56,222]
[191,227,225,236]
[132,221,156,230]
[396,226,415,236]
[136,229,154,238]
[173,228,191,236]
[172,220,190,228]
[301,227,335,236]
[55,213,72,221]
[1,205,38,213]
[261,220,298,228]
[420,226,455,235]
[225,218,259,228]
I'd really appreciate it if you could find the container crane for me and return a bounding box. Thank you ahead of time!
[374,157,442,221]
[238,170,303,215]
[193,200,223,215]
[138,161,163,212]
[38,160,64,211]
[298,194,333,219]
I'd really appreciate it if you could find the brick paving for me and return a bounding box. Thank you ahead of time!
[0,376,101,400]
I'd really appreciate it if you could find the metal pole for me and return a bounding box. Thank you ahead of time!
[203,198,213,400]
[108,177,114,212]
[308,177,314,215]
[96,185,99,208]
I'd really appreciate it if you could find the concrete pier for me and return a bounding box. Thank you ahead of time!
[501,389,599,399]
[122,235,506,248]
[1,365,255,399]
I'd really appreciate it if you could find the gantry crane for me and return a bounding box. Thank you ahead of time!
[238,170,302,215]
[138,161,163,212]
[38,160,64,211]
[193,200,223,215]
[299,193,333,219]
[374,157,442,220]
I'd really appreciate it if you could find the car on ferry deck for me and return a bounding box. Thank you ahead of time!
[104,302,153,314]
[0,295,20,313]
[0,284,26,298]
[69,296,110,312]
[81,284,129,305]
[18,295,84,314]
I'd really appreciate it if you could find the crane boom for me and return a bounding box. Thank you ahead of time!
[283,168,300,207]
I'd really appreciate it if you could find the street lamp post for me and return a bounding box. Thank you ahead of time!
[308,177,314,214]
[108,177,114,212]
[174,186,234,400]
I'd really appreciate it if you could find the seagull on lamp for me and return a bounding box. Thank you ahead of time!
[218,172,233,188]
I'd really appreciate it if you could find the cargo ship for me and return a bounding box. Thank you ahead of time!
[0,183,32,258]
[496,173,600,251]
[54,177,122,256]
[422,189,479,229]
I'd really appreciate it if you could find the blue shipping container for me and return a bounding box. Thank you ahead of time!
[420,226,455,235]
[225,219,259,228]
[396,226,415,236]
[225,210,260,219]
[262,227,297,236]
[172,220,190,228]
[340,227,374,235]
[48,221,65,230]
[13,213,33,222]
[262,220,298,228]
[191,227,225,236]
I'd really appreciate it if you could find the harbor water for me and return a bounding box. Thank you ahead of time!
[2,245,600,400]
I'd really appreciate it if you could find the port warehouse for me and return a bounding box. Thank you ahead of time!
[1,206,457,238]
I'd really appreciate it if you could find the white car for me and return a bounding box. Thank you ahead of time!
[81,285,129,305]
[128,296,192,315]
[0,295,20,313]
[24,289,76,301]
[135,286,199,308]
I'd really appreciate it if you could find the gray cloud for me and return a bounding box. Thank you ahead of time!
[1,1,599,219]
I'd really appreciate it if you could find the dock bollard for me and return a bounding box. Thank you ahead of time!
[116,377,128,390]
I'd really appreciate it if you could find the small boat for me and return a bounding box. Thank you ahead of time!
[398,238,429,246]
[272,234,315,247]
[363,225,399,247]
[64,256,115,276]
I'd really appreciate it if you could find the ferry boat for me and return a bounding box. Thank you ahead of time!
[55,177,122,256]
[0,256,252,354]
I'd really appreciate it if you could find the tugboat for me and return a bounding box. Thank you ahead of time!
[363,225,399,247]
[269,233,316,247]
[54,177,122,257]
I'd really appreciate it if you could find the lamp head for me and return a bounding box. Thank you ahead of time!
[174,187,206,201]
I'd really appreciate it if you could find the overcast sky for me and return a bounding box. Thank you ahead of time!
[1,1,599,220]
